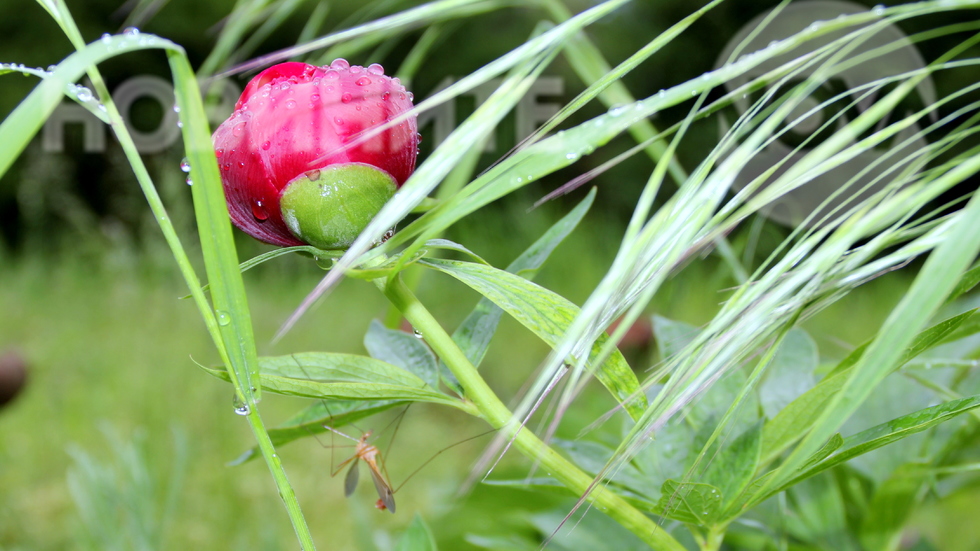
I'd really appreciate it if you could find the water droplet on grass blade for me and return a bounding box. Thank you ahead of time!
[179,158,191,172]
[75,86,93,102]
[217,310,231,326]
[122,26,140,36]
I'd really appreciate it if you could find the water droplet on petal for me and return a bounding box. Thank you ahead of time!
[356,76,371,86]
[215,148,224,158]
[334,117,344,125]
[330,58,349,70]
[261,141,271,150]
[324,70,340,81]
[232,122,246,136]
[367,63,384,75]
[252,201,268,221]
[285,99,296,109]
[350,65,362,74]
[179,157,191,172]
[310,93,320,102]
[341,93,353,103]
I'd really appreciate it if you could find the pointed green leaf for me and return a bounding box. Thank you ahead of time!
[761,310,976,465]
[365,320,439,389]
[858,463,929,551]
[759,329,818,418]
[420,257,646,420]
[395,514,438,551]
[702,421,762,511]
[445,188,596,383]
[656,480,723,525]
[652,316,700,361]
[202,353,464,408]
[790,394,980,484]
[229,400,404,465]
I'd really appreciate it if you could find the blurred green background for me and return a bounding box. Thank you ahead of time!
[2,0,980,549]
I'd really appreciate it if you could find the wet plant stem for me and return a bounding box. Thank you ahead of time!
[377,274,686,551]
[42,7,316,547]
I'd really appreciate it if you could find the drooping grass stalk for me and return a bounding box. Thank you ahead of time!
[376,273,686,551]
[29,1,317,547]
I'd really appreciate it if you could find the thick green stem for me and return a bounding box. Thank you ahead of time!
[379,275,686,551]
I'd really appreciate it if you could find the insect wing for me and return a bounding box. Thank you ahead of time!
[344,459,360,497]
[367,463,396,514]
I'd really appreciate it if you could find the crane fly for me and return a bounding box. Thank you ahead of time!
[325,426,396,514]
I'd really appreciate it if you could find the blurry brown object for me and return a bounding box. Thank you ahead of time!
[0,349,27,408]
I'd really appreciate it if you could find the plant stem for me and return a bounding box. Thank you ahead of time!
[378,275,686,551]
[40,5,316,546]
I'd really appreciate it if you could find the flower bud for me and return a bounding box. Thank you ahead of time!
[212,60,418,249]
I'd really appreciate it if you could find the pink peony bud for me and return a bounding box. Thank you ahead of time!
[212,60,418,249]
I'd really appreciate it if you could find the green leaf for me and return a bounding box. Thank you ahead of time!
[652,316,700,362]
[420,257,647,420]
[858,463,929,551]
[229,400,403,466]
[423,239,490,265]
[829,309,976,378]
[364,320,439,389]
[444,188,596,386]
[201,353,464,409]
[761,310,976,465]
[790,394,980,484]
[702,421,762,512]
[394,514,437,551]
[656,479,723,525]
[554,439,657,497]
[947,260,980,303]
[528,508,651,551]
[759,328,818,418]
